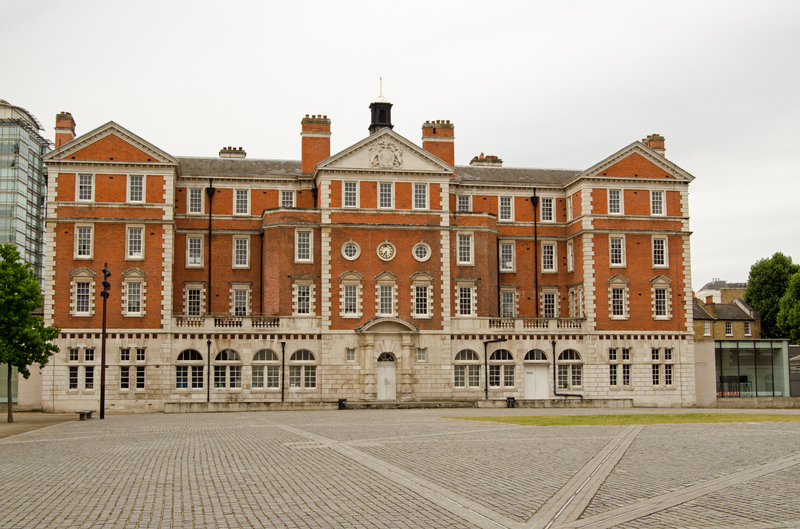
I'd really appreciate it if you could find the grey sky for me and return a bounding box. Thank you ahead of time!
[4,0,799,291]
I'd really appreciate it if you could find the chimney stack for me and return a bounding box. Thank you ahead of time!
[422,120,455,168]
[469,152,503,167]
[301,114,331,174]
[643,133,666,156]
[55,112,76,148]
[219,146,246,158]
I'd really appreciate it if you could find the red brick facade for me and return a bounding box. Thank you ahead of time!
[40,106,698,411]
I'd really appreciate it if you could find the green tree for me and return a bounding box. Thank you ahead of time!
[744,252,799,338]
[777,271,800,344]
[0,244,60,423]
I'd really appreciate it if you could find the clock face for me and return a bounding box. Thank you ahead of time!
[378,242,395,261]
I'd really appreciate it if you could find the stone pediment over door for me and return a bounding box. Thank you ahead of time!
[317,128,454,175]
[355,317,419,335]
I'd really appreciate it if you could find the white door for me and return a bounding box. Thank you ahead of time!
[524,365,549,399]
[377,354,396,401]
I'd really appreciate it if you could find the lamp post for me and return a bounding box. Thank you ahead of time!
[483,337,507,400]
[99,265,111,419]
[207,339,212,403]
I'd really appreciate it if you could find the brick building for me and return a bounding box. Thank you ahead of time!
[41,96,698,411]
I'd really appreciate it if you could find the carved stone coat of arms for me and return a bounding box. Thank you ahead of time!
[369,140,403,168]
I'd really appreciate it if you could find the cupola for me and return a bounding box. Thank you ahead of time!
[368,78,393,134]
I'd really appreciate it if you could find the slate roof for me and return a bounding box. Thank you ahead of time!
[177,157,303,178]
[693,303,713,320]
[454,166,580,186]
[715,304,754,321]
[698,279,747,292]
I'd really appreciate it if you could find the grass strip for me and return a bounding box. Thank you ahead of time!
[450,413,800,426]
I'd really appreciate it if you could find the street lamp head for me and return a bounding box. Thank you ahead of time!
[102,267,110,277]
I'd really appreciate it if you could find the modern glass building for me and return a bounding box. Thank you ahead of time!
[716,340,790,398]
[0,99,50,285]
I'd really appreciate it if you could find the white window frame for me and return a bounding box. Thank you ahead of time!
[184,284,204,316]
[499,196,514,222]
[456,195,471,212]
[186,235,204,268]
[454,350,481,388]
[295,229,313,263]
[542,290,558,319]
[412,242,432,262]
[341,240,361,261]
[609,235,626,268]
[126,225,145,260]
[339,272,363,319]
[500,289,517,318]
[74,224,94,260]
[375,272,397,318]
[77,174,94,202]
[608,189,623,215]
[125,281,143,316]
[651,276,672,320]
[233,236,250,269]
[652,236,668,269]
[651,190,665,216]
[343,181,359,208]
[413,183,428,210]
[281,190,296,208]
[378,182,394,209]
[567,240,574,272]
[188,188,204,215]
[74,281,91,316]
[499,241,515,272]
[542,242,556,273]
[293,280,315,316]
[456,283,476,317]
[127,174,145,203]
[725,321,733,336]
[232,287,249,316]
[457,233,474,266]
[541,197,554,222]
[410,273,434,320]
[234,189,250,216]
[704,320,712,336]
[744,321,752,336]
[566,195,573,221]
[608,276,630,320]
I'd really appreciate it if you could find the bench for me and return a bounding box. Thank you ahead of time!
[76,410,95,421]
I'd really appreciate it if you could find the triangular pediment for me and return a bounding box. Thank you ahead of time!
[316,128,453,175]
[570,141,695,184]
[44,121,178,165]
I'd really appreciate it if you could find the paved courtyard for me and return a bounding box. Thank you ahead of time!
[2,408,800,529]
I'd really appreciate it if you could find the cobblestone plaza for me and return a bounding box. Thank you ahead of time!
[2,409,800,528]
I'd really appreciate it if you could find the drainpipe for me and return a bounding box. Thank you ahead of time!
[533,190,539,317]
[259,232,264,315]
[206,179,216,315]
[281,341,286,403]
[483,338,507,400]
[552,339,583,399]
[496,236,502,317]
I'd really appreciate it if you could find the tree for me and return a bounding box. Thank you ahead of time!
[777,271,800,344]
[744,252,799,338]
[0,244,60,423]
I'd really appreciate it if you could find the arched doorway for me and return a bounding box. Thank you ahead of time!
[377,352,396,401]
[523,349,549,399]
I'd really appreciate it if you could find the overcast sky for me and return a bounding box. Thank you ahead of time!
[4,0,799,291]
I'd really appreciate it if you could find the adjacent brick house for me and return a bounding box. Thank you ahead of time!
[41,96,698,410]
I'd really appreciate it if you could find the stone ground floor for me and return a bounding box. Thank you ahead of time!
[40,329,698,412]
[2,408,800,528]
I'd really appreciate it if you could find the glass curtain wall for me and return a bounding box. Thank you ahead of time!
[715,340,789,397]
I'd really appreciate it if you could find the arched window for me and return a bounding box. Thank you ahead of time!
[214,349,242,388]
[252,349,280,389]
[489,349,515,388]
[454,349,480,388]
[557,349,583,389]
[176,349,203,389]
[524,350,548,362]
[377,352,395,362]
[289,350,316,389]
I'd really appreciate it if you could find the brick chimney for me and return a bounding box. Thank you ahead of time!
[301,114,331,174]
[642,133,665,156]
[55,112,76,148]
[219,146,246,158]
[422,120,454,168]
